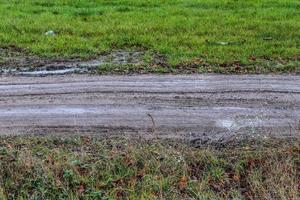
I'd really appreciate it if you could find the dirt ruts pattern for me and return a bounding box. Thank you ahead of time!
[0,75,299,142]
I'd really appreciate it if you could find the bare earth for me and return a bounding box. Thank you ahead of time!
[0,75,299,142]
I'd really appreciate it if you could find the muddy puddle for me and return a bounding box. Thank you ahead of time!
[0,50,144,76]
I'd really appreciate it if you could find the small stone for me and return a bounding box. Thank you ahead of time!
[45,30,55,36]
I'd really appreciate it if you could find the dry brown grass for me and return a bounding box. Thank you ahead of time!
[0,136,299,199]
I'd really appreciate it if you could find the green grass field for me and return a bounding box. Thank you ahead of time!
[0,0,299,73]
[0,136,298,200]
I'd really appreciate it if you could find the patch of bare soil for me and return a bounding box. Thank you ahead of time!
[0,47,145,76]
[0,46,45,68]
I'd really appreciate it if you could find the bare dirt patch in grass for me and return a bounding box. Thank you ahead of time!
[0,47,146,76]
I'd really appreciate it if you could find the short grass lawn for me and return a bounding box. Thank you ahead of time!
[0,0,299,72]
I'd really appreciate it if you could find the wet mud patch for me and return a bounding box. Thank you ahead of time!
[0,47,146,76]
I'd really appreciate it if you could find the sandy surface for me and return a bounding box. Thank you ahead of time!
[0,74,299,142]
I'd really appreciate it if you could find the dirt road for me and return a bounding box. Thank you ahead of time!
[0,75,299,142]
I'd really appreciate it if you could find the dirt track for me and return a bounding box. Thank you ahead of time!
[0,75,299,142]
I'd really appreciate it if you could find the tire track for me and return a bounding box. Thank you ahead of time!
[0,75,299,141]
